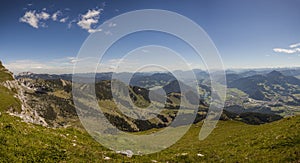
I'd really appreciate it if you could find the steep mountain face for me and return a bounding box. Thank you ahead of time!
[18,78,77,127]
[0,62,47,126]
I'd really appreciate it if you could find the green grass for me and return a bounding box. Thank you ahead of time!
[0,114,109,162]
[0,85,21,113]
[0,63,14,82]
[0,61,21,113]
[0,112,299,162]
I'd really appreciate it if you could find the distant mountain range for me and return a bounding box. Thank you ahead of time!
[9,66,300,128]
[1,60,300,161]
[228,70,300,101]
[0,63,299,130]
[16,67,300,84]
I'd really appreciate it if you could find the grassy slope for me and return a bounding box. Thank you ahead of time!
[0,62,21,113]
[0,86,21,113]
[0,113,299,162]
[0,62,14,82]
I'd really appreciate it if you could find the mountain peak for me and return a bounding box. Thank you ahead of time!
[267,70,283,77]
[18,71,34,76]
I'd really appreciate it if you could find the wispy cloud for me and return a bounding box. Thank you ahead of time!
[37,11,50,20]
[4,56,205,74]
[290,43,300,48]
[66,57,79,64]
[51,10,62,21]
[67,19,76,29]
[273,42,300,54]
[3,57,112,74]
[20,6,105,33]
[4,57,77,74]
[19,11,39,28]
[19,10,50,28]
[273,48,300,54]
[77,9,103,33]
[59,17,69,23]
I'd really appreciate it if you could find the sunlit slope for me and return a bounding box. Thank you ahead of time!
[0,113,299,162]
[0,61,21,113]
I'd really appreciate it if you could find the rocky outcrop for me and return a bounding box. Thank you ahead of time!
[1,69,48,127]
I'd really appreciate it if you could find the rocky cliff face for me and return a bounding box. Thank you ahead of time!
[0,62,48,126]
[5,80,48,126]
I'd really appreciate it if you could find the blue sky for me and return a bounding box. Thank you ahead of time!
[1,0,300,74]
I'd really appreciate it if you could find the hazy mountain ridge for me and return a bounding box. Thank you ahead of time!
[228,70,300,101]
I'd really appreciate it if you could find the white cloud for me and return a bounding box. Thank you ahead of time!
[290,43,300,48]
[67,19,76,29]
[40,22,48,28]
[273,48,299,54]
[3,57,107,74]
[37,11,50,20]
[88,28,102,33]
[19,10,50,28]
[77,9,103,33]
[78,18,97,29]
[67,57,79,64]
[52,10,62,21]
[83,9,101,19]
[4,56,203,74]
[273,42,300,54]
[4,60,60,74]
[20,7,104,32]
[4,57,78,74]
[59,17,68,23]
[19,11,39,28]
